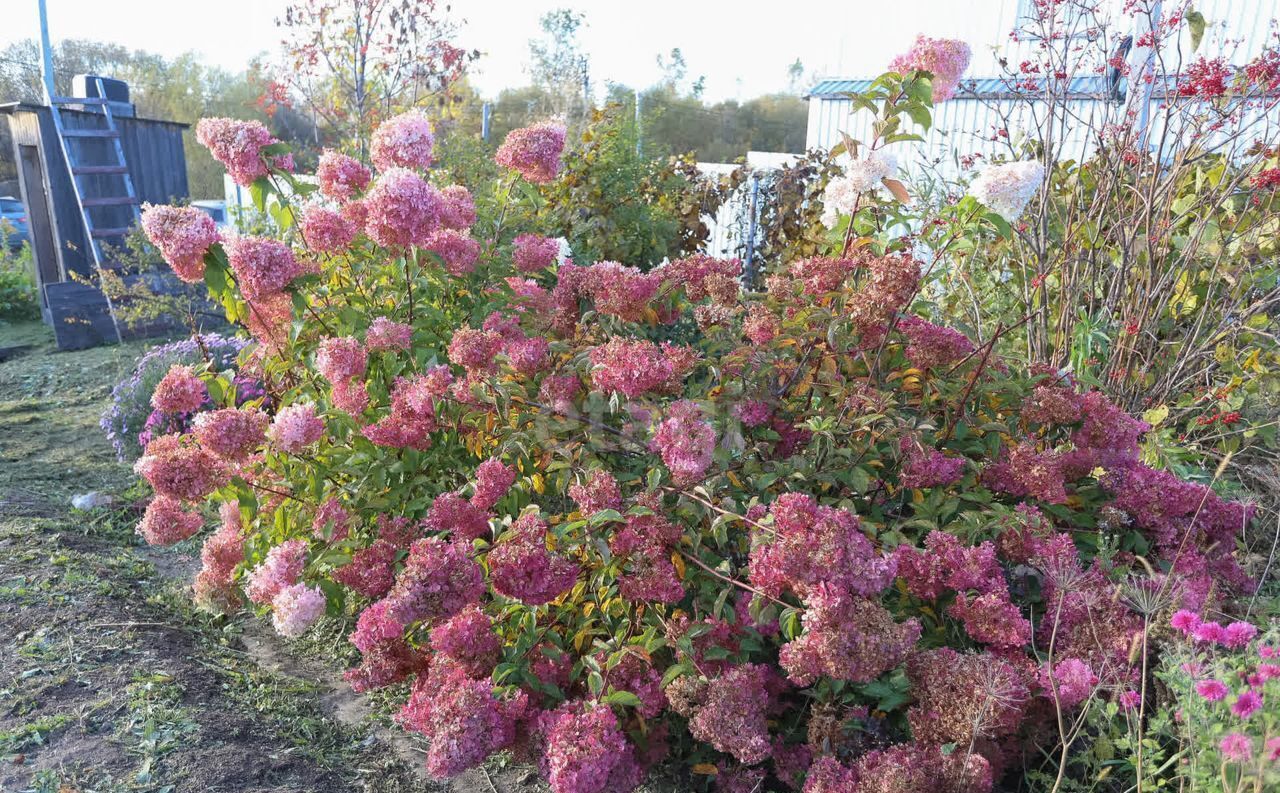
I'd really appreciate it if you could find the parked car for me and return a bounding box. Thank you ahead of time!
[0,196,30,250]
[191,200,230,233]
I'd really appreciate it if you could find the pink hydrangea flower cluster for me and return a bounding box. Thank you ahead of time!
[134,434,227,501]
[439,185,477,230]
[365,316,413,351]
[489,513,579,604]
[316,336,367,384]
[421,492,490,541]
[362,168,442,248]
[847,252,921,335]
[271,582,326,638]
[429,605,501,678]
[316,150,371,201]
[495,121,568,183]
[906,647,1028,745]
[676,663,774,764]
[398,660,527,778]
[447,327,505,374]
[471,458,516,511]
[331,539,398,598]
[382,537,484,625]
[538,702,641,793]
[195,117,280,186]
[749,493,896,598]
[780,583,921,686]
[789,256,857,295]
[245,538,307,605]
[370,110,434,171]
[344,600,424,692]
[191,407,268,461]
[743,305,780,345]
[299,203,358,253]
[569,470,621,516]
[222,235,307,301]
[137,495,203,546]
[581,262,662,321]
[268,403,325,453]
[897,315,974,369]
[151,365,208,413]
[513,233,561,273]
[1039,657,1098,709]
[311,497,352,542]
[140,204,220,282]
[362,368,452,450]
[898,438,965,489]
[662,254,742,302]
[424,229,481,276]
[194,502,245,613]
[649,400,716,485]
[589,338,697,398]
[889,34,972,101]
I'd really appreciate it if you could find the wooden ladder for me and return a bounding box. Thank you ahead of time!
[46,78,139,343]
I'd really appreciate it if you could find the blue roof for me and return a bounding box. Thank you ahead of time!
[808,75,1121,99]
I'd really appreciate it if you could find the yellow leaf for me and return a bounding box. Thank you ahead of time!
[532,473,546,494]
[726,471,743,488]
[692,764,719,776]
[1141,404,1169,428]
[672,552,687,580]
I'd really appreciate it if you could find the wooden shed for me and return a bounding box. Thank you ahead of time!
[0,100,189,345]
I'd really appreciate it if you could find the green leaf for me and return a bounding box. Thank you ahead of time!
[604,690,643,708]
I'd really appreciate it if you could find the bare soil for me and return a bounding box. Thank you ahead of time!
[0,321,541,793]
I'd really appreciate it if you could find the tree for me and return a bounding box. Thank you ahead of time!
[274,0,476,154]
[527,8,591,124]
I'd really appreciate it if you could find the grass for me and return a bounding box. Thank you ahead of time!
[0,321,444,793]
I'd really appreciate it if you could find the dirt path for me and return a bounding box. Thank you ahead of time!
[0,324,540,793]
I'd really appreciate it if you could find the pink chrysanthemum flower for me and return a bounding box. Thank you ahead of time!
[151,364,208,413]
[1223,621,1259,649]
[268,403,325,453]
[438,185,476,230]
[271,582,326,638]
[140,204,220,282]
[366,317,413,351]
[137,495,204,546]
[298,203,358,253]
[195,117,280,186]
[513,234,560,273]
[495,121,567,183]
[362,168,442,249]
[1232,690,1263,719]
[1197,679,1230,701]
[889,35,972,101]
[222,235,306,300]
[1171,609,1202,634]
[1220,733,1253,762]
[370,110,435,172]
[192,407,269,461]
[316,149,371,201]
[245,538,307,605]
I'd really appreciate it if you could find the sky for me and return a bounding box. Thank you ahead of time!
[0,0,1019,101]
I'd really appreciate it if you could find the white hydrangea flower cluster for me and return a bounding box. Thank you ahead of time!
[967,161,1046,222]
[820,150,899,228]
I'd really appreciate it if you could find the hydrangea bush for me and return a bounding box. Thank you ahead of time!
[131,54,1266,793]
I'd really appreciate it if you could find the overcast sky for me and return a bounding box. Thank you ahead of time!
[1,0,1019,101]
